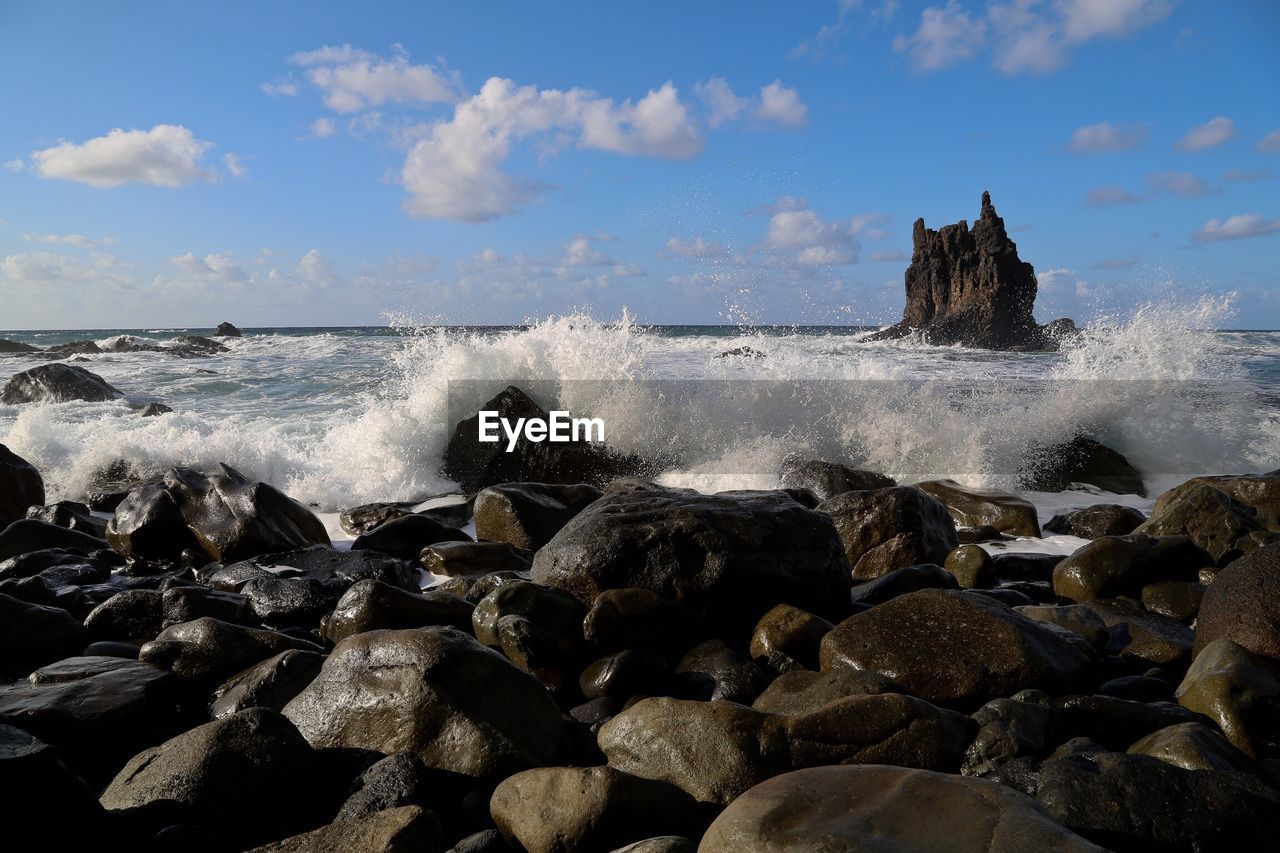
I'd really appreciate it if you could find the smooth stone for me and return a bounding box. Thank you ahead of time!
[0,519,108,562]
[676,639,770,705]
[778,456,895,501]
[139,617,323,683]
[1128,721,1257,772]
[1,362,121,404]
[473,482,602,551]
[421,540,532,578]
[210,649,326,718]
[1141,580,1204,623]
[583,588,706,660]
[945,545,997,588]
[1044,504,1145,539]
[1175,639,1280,756]
[1051,534,1210,603]
[748,603,834,672]
[916,479,1040,537]
[848,562,959,607]
[323,579,475,644]
[0,592,86,675]
[818,486,958,580]
[1137,483,1280,566]
[751,669,902,715]
[352,513,472,560]
[1194,542,1280,661]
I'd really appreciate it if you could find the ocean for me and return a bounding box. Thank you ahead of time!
[3,298,1278,526]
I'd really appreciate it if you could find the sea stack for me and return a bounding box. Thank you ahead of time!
[871,192,1073,350]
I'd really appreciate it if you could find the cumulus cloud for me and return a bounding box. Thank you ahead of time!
[1176,116,1236,152]
[308,118,339,139]
[1144,170,1211,198]
[694,78,748,128]
[22,232,113,249]
[401,77,703,221]
[2,251,131,284]
[754,81,809,127]
[693,78,808,129]
[261,79,299,97]
[1086,185,1142,206]
[30,125,216,188]
[1066,121,1148,153]
[1038,267,1095,298]
[989,0,1067,74]
[1256,129,1280,153]
[666,235,730,259]
[792,0,901,61]
[288,44,460,112]
[1057,0,1176,42]
[893,1,988,71]
[1193,214,1280,242]
[760,206,861,266]
[169,252,249,283]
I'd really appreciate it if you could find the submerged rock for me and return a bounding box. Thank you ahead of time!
[0,363,122,404]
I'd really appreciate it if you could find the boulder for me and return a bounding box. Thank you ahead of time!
[1022,436,1146,496]
[1155,470,1280,518]
[283,627,568,779]
[0,444,45,529]
[0,592,85,674]
[1176,639,1280,756]
[351,513,471,560]
[139,617,323,683]
[443,386,649,493]
[213,321,242,337]
[598,693,969,806]
[335,752,455,821]
[249,806,440,853]
[532,482,850,629]
[1140,580,1204,623]
[1051,534,1210,603]
[173,334,229,353]
[490,766,701,853]
[748,603,834,672]
[107,464,330,563]
[222,544,420,592]
[1128,722,1257,773]
[1136,483,1280,566]
[0,363,122,404]
[26,500,107,538]
[0,338,40,353]
[867,193,1057,350]
[339,502,415,535]
[139,402,172,417]
[474,482,602,550]
[323,579,474,644]
[751,668,901,715]
[210,649,326,718]
[612,838,695,853]
[1048,694,1198,749]
[580,650,672,701]
[582,588,705,660]
[421,540,532,578]
[821,590,1099,707]
[849,562,959,605]
[1044,504,1146,539]
[699,765,1102,852]
[916,479,1040,537]
[1193,542,1280,660]
[1080,600,1194,667]
[84,589,164,642]
[161,585,253,627]
[0,725,106,849]
[944,545,997,588]
[0,518,108,562]
[778,456,895,501]
[962,692,1053,776]
[819,486,957,580]
[1014,605,1110,650]
[676,639,770,704]
[241,575,338,627]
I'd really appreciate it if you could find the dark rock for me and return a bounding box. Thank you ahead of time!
[961,692,1052,776]
[1,362,122,404]
[1052,534,1210,603]
[43,340,102,357]
[532,481,850,630]
[868,193,1058,350]
[140,402,173,417]
[582,588,705,660]
[1033,751,1280,852]
[819,486,958,580]
[1176,639,1280,756]
[212,321,242,337]
[580,650,672,701]
[1128,722,1258,773]
[84,589,163,642]
[335,752,453,822]
[1194,541,1280,660]
[848,562,959,606]
[957,524,1012,543]
[1022,436,1146,496]
[778,456,895,501]
[1137,483,1280,566]
[161,585,253,627]
[490,766,701,853]
[598,693,969,806]
[611,838,696,853]
[715,345,765,358]
[972,587,1036,608]
[0,725,106,849]
[1049,694,1198,749]
[25,499,107,538]
[283,627,569,779]
[676,639,771,704]
[751,669,901,715]
[139,617,323,684]
[0,338,40,353]
[352,512,471,559]
[474,482,602,550]
[916,479,1040,537]
[422,540,532,578]
[251,805,441,853]
[1155,470,1280,518]
[339,502,416,536]
[221,544,421,592]
[748,603,834,672]
[1081,599,1194,667]
[1097,674,1175,702]
[0,592,85,674]
[443,386,650,493]
[1045,504,1146,538]
[473,581,586,692]
[821,589,1099,707]
[173,334,229,352]
[210,649,326,718]
[0,518,108,562]
[323,579,474,644]
[451,829,513,853]
[0,444,45,529]
[1141,580,1204,623]
[944,544,997,588]
[700,765,1101,852]
[242,574,338,627]
[989,552,1064,581]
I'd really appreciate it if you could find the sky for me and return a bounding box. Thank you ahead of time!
[1,0,1278,329]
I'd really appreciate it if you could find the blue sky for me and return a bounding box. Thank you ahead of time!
[1,0,1278,329]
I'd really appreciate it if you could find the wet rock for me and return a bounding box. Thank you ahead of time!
[84,589,163,642]
[224,544,421,592]
[778,456,895,501]
[611,838,695,853]
[1,362,122,404]
[533,482,850,629]
[443,386,649,493]
[161,585,253,627]
[1194,542,1280,660]
[580,650,672,701]
[1155,470,1280,519]
[582,588,705,660]
[490,766,701,853]
[422,540,532,578]
[1045,504,1146,539]
[1137,483,1280,566]
[700,765,1101,853]
[1081,599,1194,667]
[242,575,338,627]
[451,829,514,853]
[1,444,45,529]
[748,603,833,672]
[1128,722,1257,773]
[1033,751,1280,852]
[472,580,584,650]
[212,321,242,337]
[1176,639,1280,756]
[676,639,771,704]
[0,725,106,849]
[0,592,85,674]
[1141,580,1203,623]
[957,524,1012,543]
[251,804,443,852]
[0,338,40,353]
[26,500,107,538]
[174,334,228,353]
[868,193,1055,350]
[139,617,322,683]
[1015,604,1111,650]
[339,502,415,536]
[283,627,568,779]
[1051,534,1210,603]
[210,649,326,718]
[336,751,449,821]
[323,579,474,644]
[916,479,1040,537]
[598,693,969,806]
[821,589,1099,707]
[945,544,997,588]
[751,668,901,715]
[819,486,958,580]
[1049,694,1198,749]
[962,692,1052,776]
[474,482,602,550]
[0,518,108,562]
[139,402,173,417]
[848,561,959,606]
[352,513,471,560]
[100,708,329,848]
[1097,674,1175,702]
[1022,436,1146,496]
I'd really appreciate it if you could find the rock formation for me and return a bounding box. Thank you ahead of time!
[871,192,1074,350]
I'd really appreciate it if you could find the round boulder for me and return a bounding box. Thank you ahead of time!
[818,486,957,581]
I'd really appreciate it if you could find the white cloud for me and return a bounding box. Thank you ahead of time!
[21,232,113,249]
[666,235,730,259]
[401,77,703,222]
[309,117,339,139]
[893,1,988,70]
[2,251,131,284]
[792,0,900,61]
[1144,170,1211,198]
[1193,214,1280,242]
[289,44,460,113]
[989,0,1066,74]
[170,252,248,283]
[296,249,338,285]
[31,125,215,188]
[1086,185,1142,206]
[694,78,748,128]
[761,206,860,265]
[261,79,299,97]
[1256,129,1280,154]
[1056,0,1175,42]
[754,81,809,127]
[1038,267,1095,298]
[1067,121,1147,152]
[223,153,248,178]
[1176,116,1236,152]
[3,158,23,173]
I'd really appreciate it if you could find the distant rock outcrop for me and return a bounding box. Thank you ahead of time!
[871,192,1074,350]
[213,322,242,338]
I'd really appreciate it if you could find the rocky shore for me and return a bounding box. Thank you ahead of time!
[3,384,1280,852]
